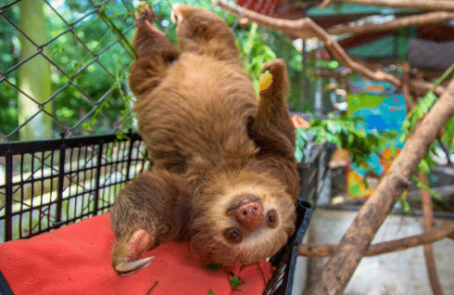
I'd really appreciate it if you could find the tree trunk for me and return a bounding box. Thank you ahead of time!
[18,0,52,141]
[307,77,454,295]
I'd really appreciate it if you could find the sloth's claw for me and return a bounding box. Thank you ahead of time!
[112,229,153,276]
[115,256,154,277]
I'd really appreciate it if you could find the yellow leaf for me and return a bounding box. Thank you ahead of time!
[259,72,273,92]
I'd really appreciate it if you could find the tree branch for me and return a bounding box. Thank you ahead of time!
[327,11,454,36]
[214,0,446,96]
[298,221,454,257]
[215,1,401,83]
[419,172,445,295]
[402,62,416,109]
[318,0,334,9]
[334,0,454,12]
[307,77,454,295]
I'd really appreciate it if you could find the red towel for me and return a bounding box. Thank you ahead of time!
[0,213,274,295]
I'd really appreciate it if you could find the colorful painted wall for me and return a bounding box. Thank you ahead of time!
[347,76,406,198]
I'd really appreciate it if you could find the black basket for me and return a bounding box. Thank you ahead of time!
[0,133,331,294]
[264,198,312,295]
[0,132,148,242]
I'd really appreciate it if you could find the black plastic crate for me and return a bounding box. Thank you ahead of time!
[0,133,331,294]
[0,132,148,242]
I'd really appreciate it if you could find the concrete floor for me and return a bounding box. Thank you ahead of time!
[291,208,454,295]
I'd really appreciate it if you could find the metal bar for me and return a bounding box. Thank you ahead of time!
[4,146,13,242]
[92,140,104,216]
[54,135,66,228]
[125,129,134,182]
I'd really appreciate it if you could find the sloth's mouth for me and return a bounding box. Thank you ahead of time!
[225,194,261,216]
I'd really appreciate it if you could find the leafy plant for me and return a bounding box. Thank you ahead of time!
[402,61,454,173]
[236,23,277,94]
[295,114,398,166]
[202,263,222,270]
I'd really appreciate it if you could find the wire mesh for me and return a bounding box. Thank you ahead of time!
[0,132,149,242]
[0,0,301,143]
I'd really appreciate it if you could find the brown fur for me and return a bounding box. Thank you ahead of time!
[110,4,299,270]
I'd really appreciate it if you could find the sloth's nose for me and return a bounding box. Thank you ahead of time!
[236,202,263,232]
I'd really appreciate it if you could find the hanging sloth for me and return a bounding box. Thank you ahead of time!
[110,3,300,276]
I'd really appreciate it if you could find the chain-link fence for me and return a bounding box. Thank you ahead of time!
[0,0,306,143]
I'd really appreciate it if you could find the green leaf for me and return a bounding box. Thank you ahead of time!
[230,276,242,287]
[441,116,454,144]
[398,198,411,214]
[417,159,430,174]
[202,263,222,270]
[429,188,442,201]
[208,290,215,295]
[295,147,303,163]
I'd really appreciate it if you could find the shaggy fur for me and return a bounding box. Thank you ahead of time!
[110,4,300,273]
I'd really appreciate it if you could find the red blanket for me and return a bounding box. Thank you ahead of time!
[0,214,273,295]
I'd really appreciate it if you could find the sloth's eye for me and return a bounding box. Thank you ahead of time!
[266,210,278,227]
[224,228,242,243]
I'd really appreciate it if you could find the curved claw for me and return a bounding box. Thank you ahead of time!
[112,229,153,276]
[115,256,155,277]
[135,2,166,38]
[135,2,155,21]
[171,3,186,24]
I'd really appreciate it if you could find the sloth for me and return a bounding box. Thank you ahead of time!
[110,3,300,276]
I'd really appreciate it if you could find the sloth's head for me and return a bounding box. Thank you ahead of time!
[190,170,296,265]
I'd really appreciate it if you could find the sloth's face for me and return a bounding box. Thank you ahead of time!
[190,171,296,265]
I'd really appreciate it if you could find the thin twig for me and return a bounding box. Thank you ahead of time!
[298,221,454,257]
[317,0,333,9]
[333,0,454,12]
[145,281,158,295]
[419,172,444,295]
[327,11,454,36]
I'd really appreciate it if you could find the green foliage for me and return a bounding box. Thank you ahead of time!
[229,276,242,287]
[0,0,319,139]
[0,1,138,139]
[236,23,276,94]
[399,62,454,212]
[0,4,19,138]
[232,20,310,111]
[295,114,397,166]
[397,196,411,215]
[202,263,222,270]
[47,1,137,135]
[208,290,215,295]
[401,62,454,174]
[441,117,454,151]
[412,175,442,201]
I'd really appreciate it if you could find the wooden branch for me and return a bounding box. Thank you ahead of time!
[410,80,446,97]
[308,77,454,295]
[318,0,333,9]
[214,1,402,85]
[214,0,322,39]
[327,11,454,36]
[214,0,449,97]
[334,0,454,12]
[419,172,445,295]
[402,62,416,109]
[298,221,454,257]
